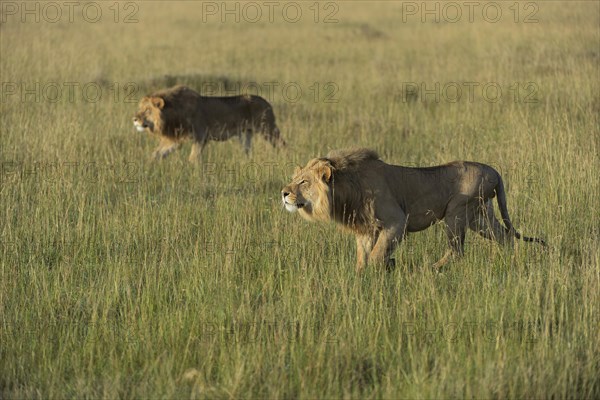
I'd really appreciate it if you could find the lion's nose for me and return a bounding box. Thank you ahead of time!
[282,191,289,198]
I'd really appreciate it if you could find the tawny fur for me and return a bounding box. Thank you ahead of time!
[133,85,285,162]
[281,148,546,271]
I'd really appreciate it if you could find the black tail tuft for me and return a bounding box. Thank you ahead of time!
[515,231,547,246]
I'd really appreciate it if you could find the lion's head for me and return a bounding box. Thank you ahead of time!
[281,158,333,222]
[282,149,381,233]
[132,96,165,134]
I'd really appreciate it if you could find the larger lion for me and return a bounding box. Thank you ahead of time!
[133,85,285,161]
[281,148,546,271]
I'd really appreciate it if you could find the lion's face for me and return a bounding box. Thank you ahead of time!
[132,96,164,133]
[281,159,332,222]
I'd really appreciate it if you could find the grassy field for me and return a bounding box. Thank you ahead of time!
[1,1,599,398]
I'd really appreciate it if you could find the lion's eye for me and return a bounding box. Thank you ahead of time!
[299,180,307,185]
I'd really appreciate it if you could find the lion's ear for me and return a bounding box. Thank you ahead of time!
[317,163,332,183]
[150,96,165,109]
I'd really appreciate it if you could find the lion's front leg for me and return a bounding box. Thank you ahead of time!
[368,215,406,270]
[355,234,375,272]
[152,138,180,160]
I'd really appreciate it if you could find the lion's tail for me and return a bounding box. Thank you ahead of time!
[495,174,547,246]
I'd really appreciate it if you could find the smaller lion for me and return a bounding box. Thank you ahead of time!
[133,85,285,161]
[281,148,546,271]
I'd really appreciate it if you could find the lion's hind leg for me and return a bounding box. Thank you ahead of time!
[260,108,285,148]
[263,126,285,148]
[468,200,513,246]
[432,225,466,271]
[188,141,206,163]
[240,129,253,155]
[435,204,469,270]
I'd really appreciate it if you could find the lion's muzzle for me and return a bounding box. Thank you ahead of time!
[133,117,153,133]
[281,191,304,213]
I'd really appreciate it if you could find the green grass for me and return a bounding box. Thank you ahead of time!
[1,1,599,398]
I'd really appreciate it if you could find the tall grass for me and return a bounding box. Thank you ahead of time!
[1,1,598,398]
